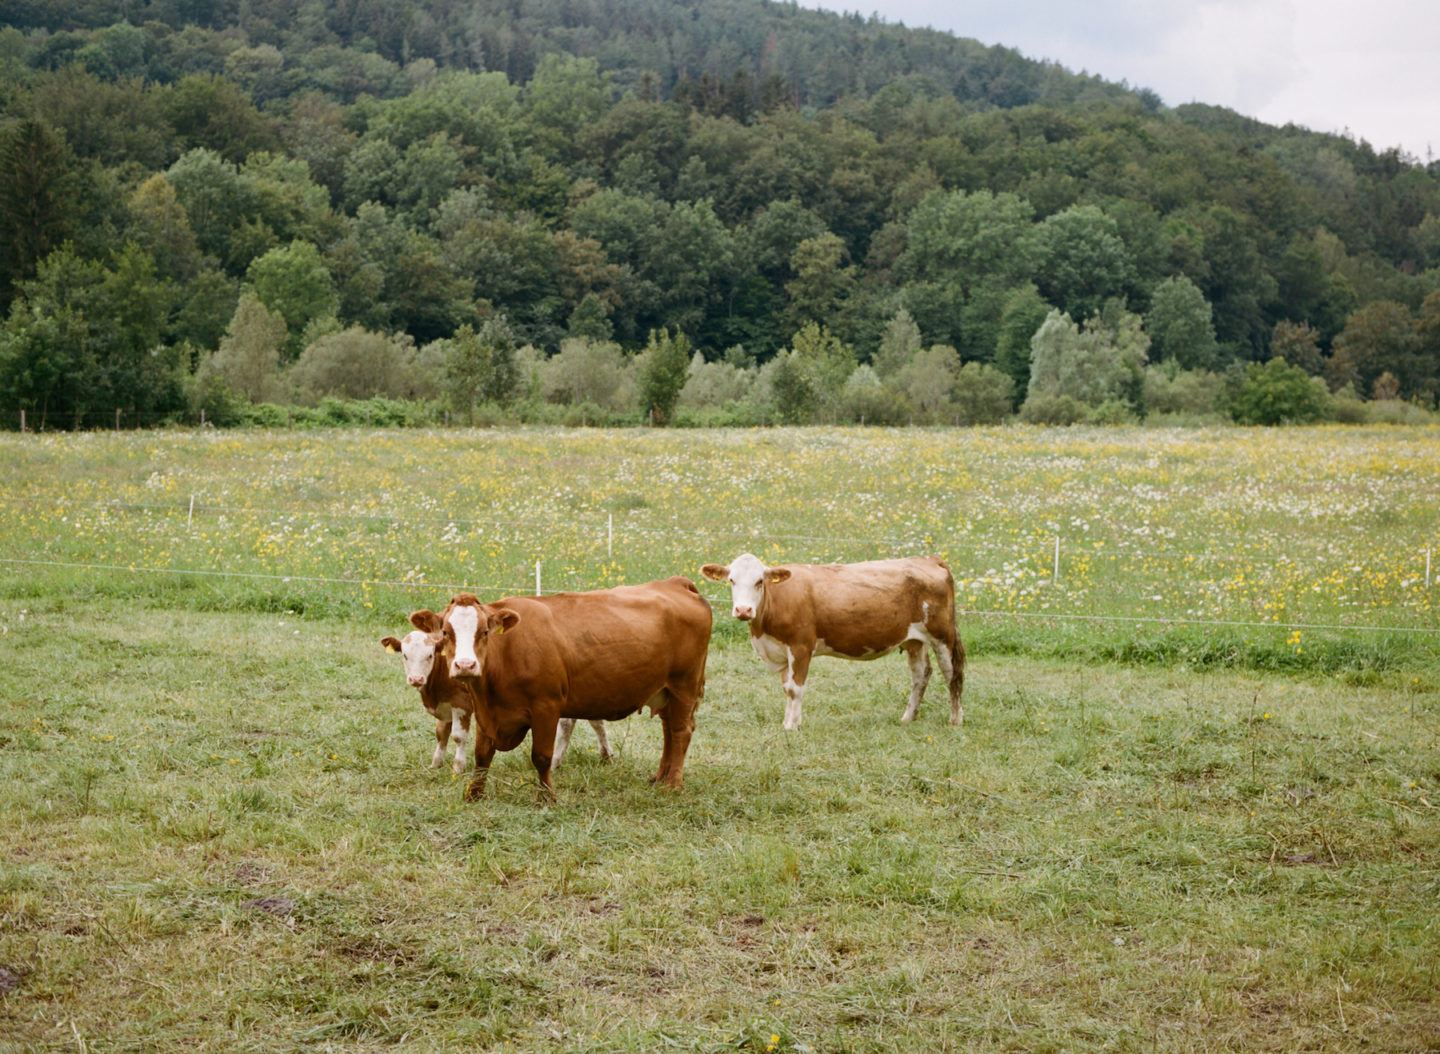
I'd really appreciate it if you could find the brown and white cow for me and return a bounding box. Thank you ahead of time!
[438,577,711,800]
[701,554,965,730]
[381,611,612,775]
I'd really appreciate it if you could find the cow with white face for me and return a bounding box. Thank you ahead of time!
[381,610,475,774]
[383,609,612,774]
[440,580,711,800]
[702,554,965,731]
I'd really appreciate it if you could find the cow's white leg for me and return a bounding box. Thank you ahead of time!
[552,718,576,768]
[782,647,811,731]
[589,720,612,761]
[901,641,931,723]
[450,713,470,774]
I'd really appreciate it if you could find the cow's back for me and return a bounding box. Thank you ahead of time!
[488,577,711,719]
[768,557,953,653]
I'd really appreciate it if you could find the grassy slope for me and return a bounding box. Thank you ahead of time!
[2,601,1437,1052]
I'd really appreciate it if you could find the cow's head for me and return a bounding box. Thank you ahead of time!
[380,610,446,687]
[701,553,791,621]
[442,593,520,680]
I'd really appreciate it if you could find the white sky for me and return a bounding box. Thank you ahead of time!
[807,1,1440,161]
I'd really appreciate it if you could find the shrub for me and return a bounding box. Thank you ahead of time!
[951,361,1014,424]
[1087,399,1138,425]
[1142,363,1224,417]
[840,364,910,424]
[540,337,635,411]
[287,326,419,402]
[896,343,961,422]
[1364,399,1436,425]
[1018,393,1089,425]
[678,352,754,409]
[1228,357,1333,425]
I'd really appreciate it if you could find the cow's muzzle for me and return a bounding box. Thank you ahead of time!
[734,606,754,621]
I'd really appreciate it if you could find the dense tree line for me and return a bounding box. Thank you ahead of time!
[1,0,1438,428]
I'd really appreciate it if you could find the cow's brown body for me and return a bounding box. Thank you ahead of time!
[703,555,965,729]
[442,577,711,799]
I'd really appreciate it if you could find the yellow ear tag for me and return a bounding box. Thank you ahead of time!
[495,625,504,635]
[385,642,400,653]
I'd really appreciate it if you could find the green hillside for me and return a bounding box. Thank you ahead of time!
[1,0,1437,425]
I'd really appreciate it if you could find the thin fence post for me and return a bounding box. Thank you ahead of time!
[199,408,206,428]
[535,561,542,596]
[19,409,26,433]
[115,407,121,431]
[607,513,613,559]
[1053,535,1061,584]
[188,494,195,532]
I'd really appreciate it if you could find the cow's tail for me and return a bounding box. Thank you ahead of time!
[932,556,966,711]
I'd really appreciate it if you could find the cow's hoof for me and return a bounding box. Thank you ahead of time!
[599,753,613,764]
[463,781,486,802]
[900,711,917,724]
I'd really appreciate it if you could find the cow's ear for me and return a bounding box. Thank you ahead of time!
[380,636,402,653]
[765,568,792,585]
[491,607,521,634]
[410,609,443,633]
[700,564,729,581]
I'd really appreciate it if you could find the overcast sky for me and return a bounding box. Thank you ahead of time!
[807,1,1439,161]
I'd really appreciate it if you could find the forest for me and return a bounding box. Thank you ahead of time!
[1,0,1439,427]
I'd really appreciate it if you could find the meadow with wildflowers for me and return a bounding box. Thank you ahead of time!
[1,425,1438,1050]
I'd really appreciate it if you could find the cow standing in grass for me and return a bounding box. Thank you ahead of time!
[701,554,965,730]
[439,578,711,800]
[381,611,612,774]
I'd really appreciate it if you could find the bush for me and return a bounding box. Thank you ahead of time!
[287,326,420,402]
[1142,363,1224,417]
[951,362,1014,424]
[896,343,961,422]
[678,353,755,409]
[540,337,635,411]
[1364,399,1436,425]
[1087,399,1138,425]
[840,364,910,424]
[1018,393,1089,425]
[1228,357,1333,425]
[1330,385,1369,423]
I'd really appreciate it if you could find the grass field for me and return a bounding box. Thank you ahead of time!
[2,426,1439,1050]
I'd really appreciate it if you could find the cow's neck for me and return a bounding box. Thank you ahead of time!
[748,594,772,638]
[423,661,465,709]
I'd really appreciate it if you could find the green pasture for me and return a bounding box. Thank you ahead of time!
[2,426,1439,1050]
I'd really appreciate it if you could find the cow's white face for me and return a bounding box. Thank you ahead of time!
[397,630,439,686]
[443,596,520,680]
[701,553,790,621]
[382,610,447,687]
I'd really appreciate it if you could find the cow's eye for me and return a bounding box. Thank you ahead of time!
[755,579,763,588]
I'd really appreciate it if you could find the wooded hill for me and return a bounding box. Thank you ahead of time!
[1,0,1438,425]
